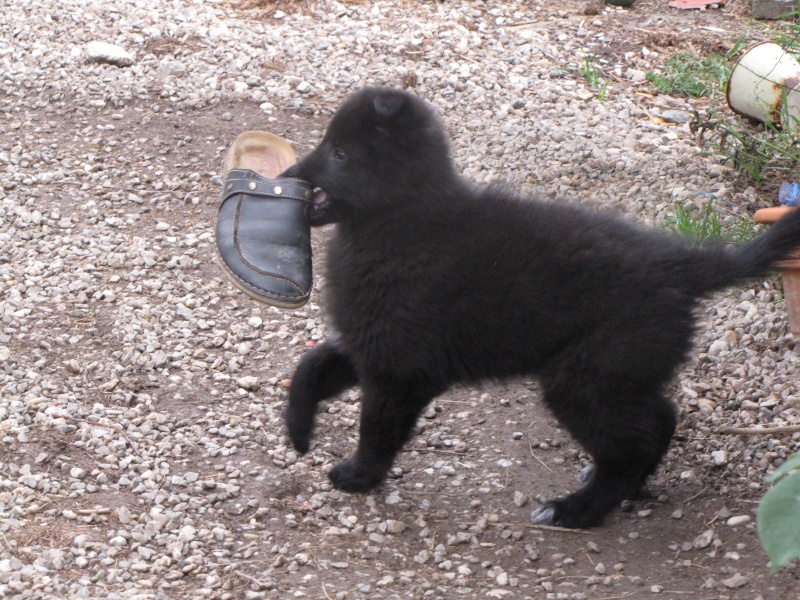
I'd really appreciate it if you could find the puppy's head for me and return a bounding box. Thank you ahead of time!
[282,87,455,225]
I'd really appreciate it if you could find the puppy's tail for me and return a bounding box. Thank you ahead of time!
[692,207,800,294]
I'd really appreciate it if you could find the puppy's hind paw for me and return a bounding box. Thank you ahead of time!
[530,504,557,525]
[578,464,596,484]
[530,497,605,530]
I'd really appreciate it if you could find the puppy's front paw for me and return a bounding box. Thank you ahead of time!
[287,430,311,455]
[284,407,312,454]
[329,458,385,493]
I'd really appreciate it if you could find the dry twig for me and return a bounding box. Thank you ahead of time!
[716,424,800,436]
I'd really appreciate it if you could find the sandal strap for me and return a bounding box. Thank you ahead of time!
[222,169,313,204]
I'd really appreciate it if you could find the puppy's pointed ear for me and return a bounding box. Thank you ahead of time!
[373,91,405,120]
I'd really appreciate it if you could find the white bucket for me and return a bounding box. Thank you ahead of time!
[727,41,800,132]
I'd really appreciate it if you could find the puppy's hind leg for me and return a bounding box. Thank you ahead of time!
[285,339,359,454]
[533,381,676,529]
[328,379,442,493]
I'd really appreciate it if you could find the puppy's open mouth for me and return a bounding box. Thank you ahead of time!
[306,187,336,225]
[311,188,330,209]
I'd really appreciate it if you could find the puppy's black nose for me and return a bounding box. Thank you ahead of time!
[280,163,302,178]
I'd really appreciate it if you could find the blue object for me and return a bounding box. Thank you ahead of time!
[779,182,799,206]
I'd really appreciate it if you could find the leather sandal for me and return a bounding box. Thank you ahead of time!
[215,131,314,308]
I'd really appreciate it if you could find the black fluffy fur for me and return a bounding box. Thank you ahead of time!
[280,87,800,529]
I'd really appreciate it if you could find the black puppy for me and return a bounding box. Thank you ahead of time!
[281,87,800,529]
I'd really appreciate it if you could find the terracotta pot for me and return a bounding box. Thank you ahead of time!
[754,206,800,334]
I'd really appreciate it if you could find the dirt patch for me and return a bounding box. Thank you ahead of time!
[3,1,800,598]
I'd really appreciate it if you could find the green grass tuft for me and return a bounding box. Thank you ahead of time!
[647,52,730,98]
[666,197,762,245]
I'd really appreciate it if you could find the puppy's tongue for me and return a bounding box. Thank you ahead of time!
[312,189,329,206]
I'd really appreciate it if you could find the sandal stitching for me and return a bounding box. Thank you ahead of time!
[218,252,309,303]
[216,168,312,304]
[215,249,308,307]
[229,196,307,297]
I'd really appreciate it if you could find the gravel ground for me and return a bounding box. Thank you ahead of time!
[2,0,800,598]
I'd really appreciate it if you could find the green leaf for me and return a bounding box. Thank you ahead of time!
[757,471,800,570]
[764,454,800,484]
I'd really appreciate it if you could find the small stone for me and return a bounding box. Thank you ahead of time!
[693,529,714,549]
[707,339,729,356]
[154,60,186,80]
[385,491,402,505]
[626,68,646,83]
[513,491,528,507]
[711,450,728,465]
[726,515,752,527]
[594,562,607,574]
[85,41,135,67]
[118,506,132,524]
[696,398,716,413]
[658,109,692,124]
[236,376,260,390]
[386,519,406,534]
[721,573,749,589]
[151,350,168,368]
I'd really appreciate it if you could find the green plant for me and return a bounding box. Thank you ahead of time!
[710,98,800,185]
[581,56,608,101]
[772,5,800,52]
[647,52,730,98]
[758,453,800,571]
[666,197,761,244]
[581,56,601,88]
[597,80,609,102]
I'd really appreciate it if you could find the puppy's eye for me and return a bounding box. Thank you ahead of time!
[332,148,347,161]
